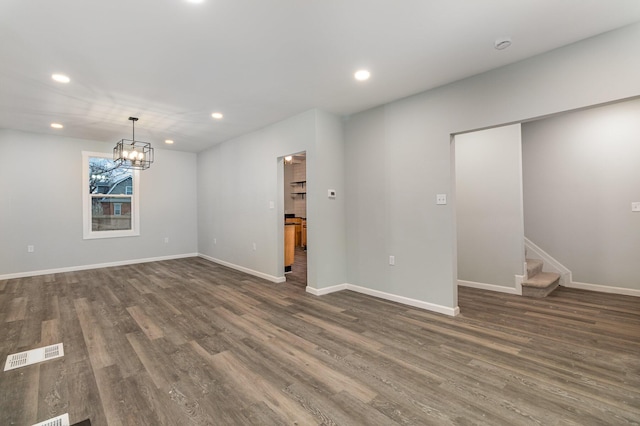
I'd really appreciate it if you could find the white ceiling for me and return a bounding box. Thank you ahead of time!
[2,0,640,153]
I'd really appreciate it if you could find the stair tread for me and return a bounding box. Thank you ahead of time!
[523,271,560,288]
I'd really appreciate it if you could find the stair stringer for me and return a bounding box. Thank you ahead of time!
[524,237,571,286]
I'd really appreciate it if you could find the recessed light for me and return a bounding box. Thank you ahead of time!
[354,70,371,81]
[51,74,70,83]
[211,112,223,119]
[165,139,174,144]
[494,37,512,50]
[51,123,63,129]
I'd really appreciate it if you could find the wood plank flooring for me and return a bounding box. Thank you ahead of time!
[1,257,639,425]
[285,247,307,287]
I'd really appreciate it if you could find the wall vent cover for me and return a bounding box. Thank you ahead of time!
[32,413,70,426]
[4,343,64,371]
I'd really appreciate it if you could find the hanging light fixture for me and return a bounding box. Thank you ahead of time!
[113,117,154,170]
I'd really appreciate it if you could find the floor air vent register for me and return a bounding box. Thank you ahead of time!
[32,413,70,426]
[3,344,70,426]
[3,343,64,371]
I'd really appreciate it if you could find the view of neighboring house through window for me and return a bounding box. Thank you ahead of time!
[82,151,140,239]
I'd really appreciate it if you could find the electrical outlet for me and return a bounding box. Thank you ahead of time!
[164,237,169,243]
[389,255,395,266]
[27,245,35,253]
[436,194,447,205]
[632,202,640,212]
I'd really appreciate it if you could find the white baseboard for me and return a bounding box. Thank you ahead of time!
[458,279,521,295]
[0,253,199,280]
[564,281,640,298]
[525,237,640,297]
[514,274,524,295]
[198,254,286,283]
[305,283,348,296]
[307,283,459,317]
[458,274,640,299]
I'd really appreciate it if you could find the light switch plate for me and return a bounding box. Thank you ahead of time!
[632,202,640,212]
[436,194,447,205]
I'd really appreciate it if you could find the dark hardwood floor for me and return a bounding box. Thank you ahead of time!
[1,257,639,425]
[285,247,307,287]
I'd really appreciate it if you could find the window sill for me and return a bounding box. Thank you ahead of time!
[83,230,140,240]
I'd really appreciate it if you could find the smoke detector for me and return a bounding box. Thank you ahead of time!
[494,37,512,50]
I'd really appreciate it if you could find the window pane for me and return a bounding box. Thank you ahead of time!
[92,197,132,231]
[83,151,140,239]
[89,157,132,195]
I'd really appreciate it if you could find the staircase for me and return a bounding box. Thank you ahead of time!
[523,258,560,297]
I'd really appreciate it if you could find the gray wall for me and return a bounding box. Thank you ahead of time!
[197,111,314,281]
[345,23,640,310]
[197,109,347,289]
[0,129,198,276]
[522,98,640,290]
[3,23,640,308]
[455,124,524,289]
[311,109,347,288]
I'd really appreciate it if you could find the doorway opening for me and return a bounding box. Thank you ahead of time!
[283,152,307,287]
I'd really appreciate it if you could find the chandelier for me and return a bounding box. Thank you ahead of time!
[113,117,154,170]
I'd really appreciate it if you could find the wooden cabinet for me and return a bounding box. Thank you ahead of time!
[285,217,303,246]
[284,224,295,271]
[295,222,302,246]
[301,219,307,248]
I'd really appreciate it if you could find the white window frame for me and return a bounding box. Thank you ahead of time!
[82,151,140,239]
[113,203,122,216]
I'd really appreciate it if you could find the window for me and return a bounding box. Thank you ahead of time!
[82,151,140,239]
